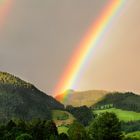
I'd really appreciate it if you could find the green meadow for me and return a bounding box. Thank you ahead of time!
[57,126,69,134]
[52,110,75,134]
[125,131,140,139]
[52,110,75,126]
[94,108,140,122]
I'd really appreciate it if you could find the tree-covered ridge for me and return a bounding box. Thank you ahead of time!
[91,92,140,112]
[0,72,32,88]
[0,71,64,122]
[66,105,94,126]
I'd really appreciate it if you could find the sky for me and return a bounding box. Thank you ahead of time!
[0,0,140,95]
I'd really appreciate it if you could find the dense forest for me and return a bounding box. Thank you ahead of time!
[0,72,64,122]
[0,112,124,140]
[66,105,94,126]
[91,92,140,112]
[0,112,138,140]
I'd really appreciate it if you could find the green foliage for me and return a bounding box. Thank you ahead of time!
[94,108,140,122]
[68,121,87,140]
[0,115,133,140]
[0,72,32,88]
[121,121,140,133]
[16,133,33,140]
[59,133,69,140]
[123,131,140,140]
[66,105,94,126]
[0,119,61,140]
[44,120,58,139]
[29,118,45,140]
[52,110,75,127]
[58,126,69,134]
[0,71,64,122]
[92,92,140,112]
[49,135,59,140]
[88,112,122,140]
[52,110,69,120]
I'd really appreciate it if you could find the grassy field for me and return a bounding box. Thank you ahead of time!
[57,126,69,134]
[94,108,140,122]
[125,131,140,139]
[52,110,75,127]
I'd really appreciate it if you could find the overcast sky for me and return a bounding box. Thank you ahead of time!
[0,0,140,95]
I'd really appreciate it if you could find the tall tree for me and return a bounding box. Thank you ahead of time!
[16,133,33,140]
[44,120,58,140]
[88,112,122,140]
[68,121,87,140]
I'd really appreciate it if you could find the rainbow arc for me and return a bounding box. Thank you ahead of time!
[0,0,13,30]
[54,0,127,102]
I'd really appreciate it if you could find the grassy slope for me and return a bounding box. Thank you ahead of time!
[57,126,69,134]
[94,108,140,122]
[125,131,140,139]
[52,110,75,127]
[55,90,108,107]
[92,92,140,113]
[56,108,140,134]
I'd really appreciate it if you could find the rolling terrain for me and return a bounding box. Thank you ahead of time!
[55,90,108,107]
[91,92,140,112]
[52,110,75,126]
[1,71,140,137]
[52,110,75,134]
[94,108,140,122]
[0,72,64,122]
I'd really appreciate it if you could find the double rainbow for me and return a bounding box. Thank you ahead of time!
[0,0,13,30]
[54,0,127,102]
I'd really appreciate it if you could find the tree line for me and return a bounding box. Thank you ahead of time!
[0,112,131,140]
[92,92,140,112]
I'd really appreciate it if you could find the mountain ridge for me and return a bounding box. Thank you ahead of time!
[0,71,64,122]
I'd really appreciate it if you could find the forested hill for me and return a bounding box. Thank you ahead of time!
[0,72,33,88]
[0,71,64,122]
[91,92,140,112]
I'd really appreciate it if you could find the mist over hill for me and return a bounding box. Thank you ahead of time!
[55,90,108,107]
[55,89,140,110]
[0,72,64,122]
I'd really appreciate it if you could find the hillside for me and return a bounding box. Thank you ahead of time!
[91,92,140,112]
[94,108,140,122]
[55,90,108,107]
[0,72,32,88]
[0,72,64,122]
[52,110,75,126]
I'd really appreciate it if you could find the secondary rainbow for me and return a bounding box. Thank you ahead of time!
[54,0,127,102]
[0,0,13,30]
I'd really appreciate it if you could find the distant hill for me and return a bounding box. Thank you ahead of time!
[91,92,140,112]
[94,108,140,122]
[55,90,108,107]
[0,72,64,122]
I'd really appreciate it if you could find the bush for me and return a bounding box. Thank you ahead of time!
[68,121,87,140]
[88,112,122,140]
[16,133,33,140]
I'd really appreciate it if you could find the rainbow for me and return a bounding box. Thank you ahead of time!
[0,0,13,30]
[54,0,127,102]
